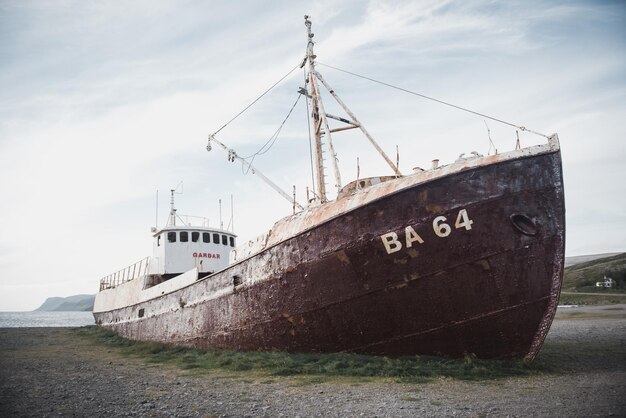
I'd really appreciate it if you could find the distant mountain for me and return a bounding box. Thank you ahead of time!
[563,252,626,291]
[35,294,95,312]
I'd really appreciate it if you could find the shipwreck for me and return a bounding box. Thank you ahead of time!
[94,16,565,359]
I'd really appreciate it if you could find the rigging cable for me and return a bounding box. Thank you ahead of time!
[241,94,302,160]
[318,62,549,139]
[241,93,303,175]
[484,120,497,155]
[212,62,301,136]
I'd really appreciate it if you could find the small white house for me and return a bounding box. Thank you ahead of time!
[595,276,614,288]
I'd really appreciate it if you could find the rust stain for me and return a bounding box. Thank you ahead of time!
[477,259,491,271]
[407,248,420,258]
[233,141,559,263]
[426,204,444,214]
[335,250,350,265]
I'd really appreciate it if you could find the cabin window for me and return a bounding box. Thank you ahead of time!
[213,233,220,244]
[167,232,177,242]
[221,235,227,245]
[192,232,199,242]
[157,235,161,247]
[229,237,235,247]
[180,231,188,242]
[203,232,210,243]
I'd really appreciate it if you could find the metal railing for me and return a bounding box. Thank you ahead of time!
[99,257,150,291]
[178,214,210,227]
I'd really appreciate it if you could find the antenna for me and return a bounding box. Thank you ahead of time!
[219,199,223,229]
[226,194,235,232]
[231,194,234,233]
[167,181,184,226]
[168,189,176,226]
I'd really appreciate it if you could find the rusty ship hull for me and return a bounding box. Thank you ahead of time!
[93,139,564,359]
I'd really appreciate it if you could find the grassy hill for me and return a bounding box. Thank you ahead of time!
[562,252,626,292]
[559,252,626,305]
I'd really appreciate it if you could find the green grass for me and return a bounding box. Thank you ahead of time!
[558,293,626,306]
[73,326,551,384]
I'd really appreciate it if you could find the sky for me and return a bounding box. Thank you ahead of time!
[0,0,625,311]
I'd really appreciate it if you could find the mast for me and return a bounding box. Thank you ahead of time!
[167,181,184,227]
[304,16,329,202]
[168,189,176,226]
[303,16,402,204]
[205,17,402,211]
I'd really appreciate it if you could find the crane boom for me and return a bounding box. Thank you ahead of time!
[207,135,304,211]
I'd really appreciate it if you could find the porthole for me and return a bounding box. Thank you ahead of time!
[510,213,538,236]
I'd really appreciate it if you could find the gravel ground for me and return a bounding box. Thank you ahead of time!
[1,306,625,417]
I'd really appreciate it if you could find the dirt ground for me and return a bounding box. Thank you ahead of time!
[1,305,625,417]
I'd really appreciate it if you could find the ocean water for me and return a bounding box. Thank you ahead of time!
[0,311,95,328]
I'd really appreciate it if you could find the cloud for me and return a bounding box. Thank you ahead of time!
[0,0,624,310]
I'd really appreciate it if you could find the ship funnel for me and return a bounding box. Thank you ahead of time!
[431,159,439,169]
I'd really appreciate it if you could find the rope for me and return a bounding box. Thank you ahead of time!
[241,93,303,174]
[484,120,496,155]
[318,62,549,139]
[212,62,301,136]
